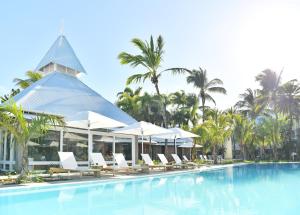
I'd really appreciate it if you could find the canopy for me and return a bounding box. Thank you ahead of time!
[155,127,199,139]
[113,121,170,136]
[155,127,199,154]
[179,142,202,148]
[113,121,170,154]
[66,111,126,129]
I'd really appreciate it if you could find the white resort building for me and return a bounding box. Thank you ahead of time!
[0,35,138,171]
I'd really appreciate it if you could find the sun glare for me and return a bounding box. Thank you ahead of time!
[235,2,300,83]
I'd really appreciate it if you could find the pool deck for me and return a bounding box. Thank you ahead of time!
[0,163,248,190]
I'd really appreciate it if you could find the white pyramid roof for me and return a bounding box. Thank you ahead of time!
[13,72,136,125]
[36,35,86,74]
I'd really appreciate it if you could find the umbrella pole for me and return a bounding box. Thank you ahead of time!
[113,135,115,169]
[174,138,177,154]
[141,134,144,154]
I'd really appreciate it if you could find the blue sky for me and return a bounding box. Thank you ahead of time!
[1,0,300,109]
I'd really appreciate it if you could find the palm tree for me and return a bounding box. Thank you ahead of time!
[0,88,20,103]
[255,69,282,109]
[233,114,255,160]
[260,113,288,160]
[235,88,264,119]
[186,68,226,122]
[116,87,142,120]
[0,100,64,179]
[278,80,300,152]
[13,71,42,89]
[202,109,232,163]
[118,35,186,126]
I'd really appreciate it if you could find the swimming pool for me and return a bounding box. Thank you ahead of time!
[1,163,300,215]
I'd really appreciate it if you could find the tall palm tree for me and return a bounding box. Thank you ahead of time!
[186,68,226,122]
[255,69,282,109]
[13,71,42,89]
[0,100,64,179]
[118,35,186,126]
[278,80,300,150]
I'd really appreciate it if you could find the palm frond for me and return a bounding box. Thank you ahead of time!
[126,73,146,85]
[208,87,227,94]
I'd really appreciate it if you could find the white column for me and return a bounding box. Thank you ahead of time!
[3,132,7,170]
[132,136,136,166]
[60,129,63,152]
[113,135,116,168]
[88,129,92,167]
[0,131,3,162]
[9,134,14,171]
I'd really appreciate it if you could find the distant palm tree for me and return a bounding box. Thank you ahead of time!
[278,80,300,150]
[235,88,264,119]
[202,109,232,163]
[186,68,226,122]
[118,35,186,126]
[14,71,42,89]
[233,114,255,160]
[255,69,282,109]
[116,87,142,120]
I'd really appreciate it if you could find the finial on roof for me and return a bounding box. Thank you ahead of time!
[59,19,65,36]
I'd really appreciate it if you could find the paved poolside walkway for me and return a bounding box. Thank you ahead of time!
[0,163,247,189]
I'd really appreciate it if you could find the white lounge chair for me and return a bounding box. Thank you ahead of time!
[203,155,214,164]
[113,153,149,174]
[171,154,195,168]
[141,154,169,171]
[54,152,101,177]
[183,155,189,162]
[90,153,116,175]
[157,154,178,169]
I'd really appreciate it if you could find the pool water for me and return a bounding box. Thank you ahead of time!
[1,164,300,215]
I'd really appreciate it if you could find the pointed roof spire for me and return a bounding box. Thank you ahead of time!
[36,35,87,75]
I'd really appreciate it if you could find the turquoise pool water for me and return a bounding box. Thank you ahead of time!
[1,164,300,215]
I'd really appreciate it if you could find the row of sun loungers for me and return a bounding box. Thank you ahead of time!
[52,152,206,177]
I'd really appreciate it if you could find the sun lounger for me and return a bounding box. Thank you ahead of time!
[157,154,179,169]
[183,155,189,162]
[171,154,196,168]
[113,153,149,174]
[50,152,102,177]
[203,155,214,164]
[141,154,170,171]
[90,153,116,175]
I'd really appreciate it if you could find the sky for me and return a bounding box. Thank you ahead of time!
[0,0,300,109]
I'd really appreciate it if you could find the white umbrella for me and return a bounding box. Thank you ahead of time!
[66,111,126,129]
[113,121,170,154]
[179,142,202,159]
[155,127,199,154]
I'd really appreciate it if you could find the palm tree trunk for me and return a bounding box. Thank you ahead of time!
[154,82,168,128]
[212,145,217,164]
[20,143,29,177]
[201,97,205,123]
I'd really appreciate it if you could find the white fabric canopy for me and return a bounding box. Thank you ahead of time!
[155,127,199,154]
[179,142,202,148]
[113,121,170,153]
[66,111,126,129]
[113,121,170,136]
[155,127,199,139]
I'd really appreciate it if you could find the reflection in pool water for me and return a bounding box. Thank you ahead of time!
[1,164,300,215]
